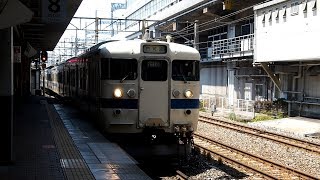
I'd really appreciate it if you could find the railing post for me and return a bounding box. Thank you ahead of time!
[246,100,249,112]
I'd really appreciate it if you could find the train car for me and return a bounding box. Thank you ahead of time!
[43,39,200,146]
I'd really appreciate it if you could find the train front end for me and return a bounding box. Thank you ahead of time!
[137,42,200,145]
[99,40,200,146]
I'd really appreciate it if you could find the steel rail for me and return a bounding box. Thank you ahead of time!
[176,170,189,180]
[199,115,320,154]
[194,133,318,180]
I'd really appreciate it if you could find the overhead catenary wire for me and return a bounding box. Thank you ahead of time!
[162,0,273,37]
[170,14,254,39]
[53,0,273,64]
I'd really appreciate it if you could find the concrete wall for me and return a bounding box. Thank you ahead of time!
[200,66,227,96]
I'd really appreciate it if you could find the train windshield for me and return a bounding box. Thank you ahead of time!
[141,60,167,81]
[172,60,199,82]
[101,58,137,80]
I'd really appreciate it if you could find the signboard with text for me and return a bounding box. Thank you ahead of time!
[111,3,127,11]
[42,0,66,23]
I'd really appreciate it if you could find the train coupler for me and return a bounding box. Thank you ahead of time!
[174,125,194,146]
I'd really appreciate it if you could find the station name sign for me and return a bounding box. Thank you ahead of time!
[42,0,66,23]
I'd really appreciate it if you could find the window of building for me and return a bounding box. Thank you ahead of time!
[283,5,287,18]
[125,0,178,30]
[275,8,279,20]
[302,0,307,12]
[312,0,317,10]
[213,26,228,40]
[291,1,299,15]
[241,24,253,35]
[255,84,264,101]
[269,10,272,22]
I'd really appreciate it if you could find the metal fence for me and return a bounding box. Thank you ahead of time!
[200,94,255,119]
[212,34,254,56]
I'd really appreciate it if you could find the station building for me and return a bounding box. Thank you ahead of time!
[254,0,320,118]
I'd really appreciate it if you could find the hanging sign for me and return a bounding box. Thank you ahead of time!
[42,0,66,23]
[111,3,127,11]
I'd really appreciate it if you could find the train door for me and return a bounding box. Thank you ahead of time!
[139,59,169,127]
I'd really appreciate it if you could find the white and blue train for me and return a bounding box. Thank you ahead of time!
[42,39,200,145]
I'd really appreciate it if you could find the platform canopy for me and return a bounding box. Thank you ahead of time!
[0,0,83,51]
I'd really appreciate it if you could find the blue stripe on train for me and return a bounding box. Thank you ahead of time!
[100,98,138,109]
[100,98,199,109]
[171,99,200,109]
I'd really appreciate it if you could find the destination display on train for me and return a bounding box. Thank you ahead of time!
[143,45,167,54]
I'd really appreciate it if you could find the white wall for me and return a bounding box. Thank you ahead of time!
[116,0,209,39]
[254,0,320,62]
[147,0,206,23]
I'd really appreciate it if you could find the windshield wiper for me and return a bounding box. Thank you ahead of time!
[181,73,187,83]
[120,72,132,83]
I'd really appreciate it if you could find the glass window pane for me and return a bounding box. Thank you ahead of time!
[172,60,199,81]
[101,58,137,80]
[141,60,167,81]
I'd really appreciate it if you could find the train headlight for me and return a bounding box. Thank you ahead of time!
[114,88,123,98]
[184,90,193,98]
[127,89,136,98]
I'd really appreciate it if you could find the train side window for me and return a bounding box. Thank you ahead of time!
[141,60,167,81]
[172,60,199,81]
[83,68,87,90]
[101,58,137,80]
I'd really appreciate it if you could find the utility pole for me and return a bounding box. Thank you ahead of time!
[193,20,199,51]
[75,28,78,56]
[95,11,98,44]
[111,9,114,37]
[85,22,87,47]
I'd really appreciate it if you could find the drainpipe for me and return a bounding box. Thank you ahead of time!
[299,66,306,116]
[292,62,302,116]
[292,63,302,93]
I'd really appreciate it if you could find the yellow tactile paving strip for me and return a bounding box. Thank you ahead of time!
[43,100,95,180]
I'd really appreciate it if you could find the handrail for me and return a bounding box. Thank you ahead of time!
[212,34,254,57]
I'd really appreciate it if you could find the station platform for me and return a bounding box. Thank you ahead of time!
[0,95,151,180]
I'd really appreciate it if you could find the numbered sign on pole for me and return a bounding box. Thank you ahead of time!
[42,0,66,23]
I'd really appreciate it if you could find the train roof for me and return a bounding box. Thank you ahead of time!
[79,39,200,60]
[78,40,118,57]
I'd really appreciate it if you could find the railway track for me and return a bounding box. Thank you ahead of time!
[175,170,189,180]
[199,115,320,154]
[193,133,319,179]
